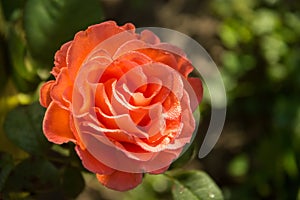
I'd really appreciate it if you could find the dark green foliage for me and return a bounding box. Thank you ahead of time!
[4,158,60,193]
[24,0,104,68]
[0,152,14,191]
[61,167,85,198]
[3,102,50,155]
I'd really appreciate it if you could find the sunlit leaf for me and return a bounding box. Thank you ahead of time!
[169,170,223,200]
[125,174,171,200]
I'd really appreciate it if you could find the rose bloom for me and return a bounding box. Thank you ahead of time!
[40,21,203,191]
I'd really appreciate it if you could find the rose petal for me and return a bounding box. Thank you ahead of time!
[138,48,196,79]
[39,80,55,107]
[176,57,194,78]
[138,48,178,71]
[80,128,179,172]
[69,116,86,149]
[173,90,196,140]
[113,39,147,59]
[149,165,169,174]
[96,171,143,191]
[43,102,75,144]
[154,43,187,58]
[109,114,149,139]
[99,50,152,84]
[68,21,135,80]
[89,28,138,60]
[138,103,165,137]
[94,106,118,129]
[72,59,112,117]
[95,83,114,116]
[140,30,160,45]
[80,128,154,162]
[188,77,203,108]
[52,41,72,77]
[50,68,72,109]
[135,125,183,152]
[75,145,114,175]
[99,60,137,83]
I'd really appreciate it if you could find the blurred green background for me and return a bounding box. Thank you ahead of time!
[0,0,300,199]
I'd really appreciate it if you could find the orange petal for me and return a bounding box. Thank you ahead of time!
[100,51,150,83]
[95,83,113,116]
[138,48,178,70]
[39,80,55,107]
[176,57,194,78]
[50,68,72,109]
[43,102,75,144]
[188,77,203,108]
[129,108,150,126]
[149,165,169,174]
[140,30,160,44]
[68,21,135,80]
[69,116,86,150]
[75,145,114,175]
[52,41,72,77]
[96,171,143,191]
[139,48,195,79]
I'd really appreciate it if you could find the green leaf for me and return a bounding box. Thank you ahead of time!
[125,174,171,200]
[169,170,223,200]
[24,0,104,68]
[61,167,85,198]
[0,152,14,191]
[3,102,51,155]
[8,20,41,92]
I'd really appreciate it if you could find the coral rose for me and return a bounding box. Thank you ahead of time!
[40,21,203,191]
